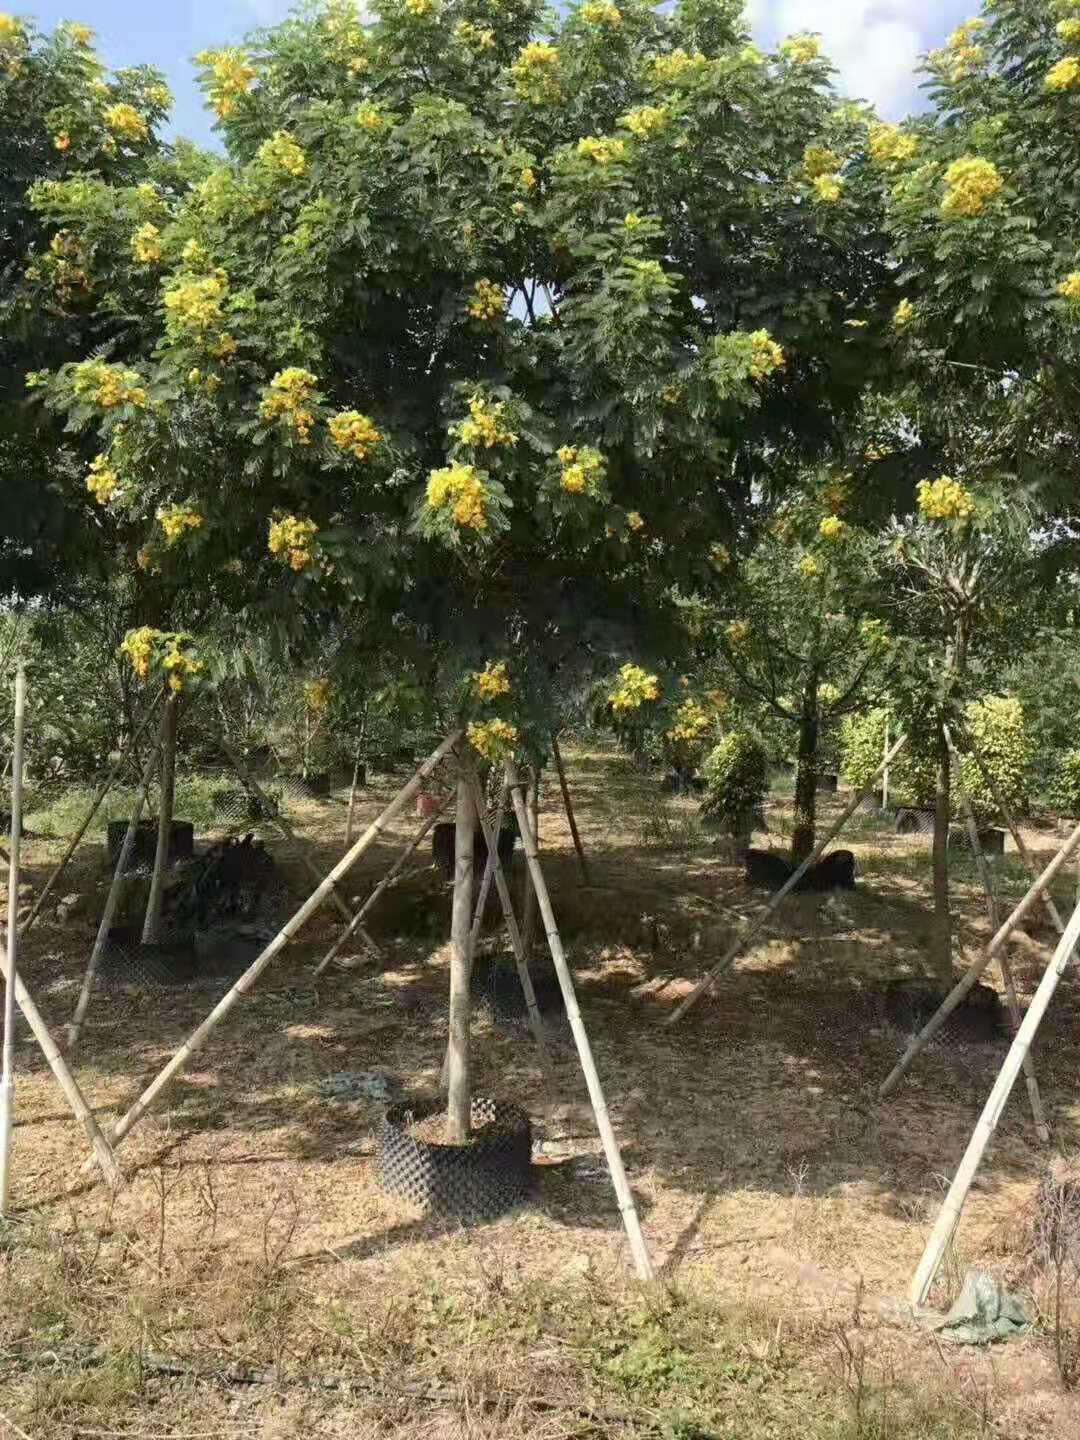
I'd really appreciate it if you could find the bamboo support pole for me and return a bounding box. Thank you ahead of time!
[446,775,474,1142]
[469,781,507,951]
[948,739,1049,1142]
[507,759,654,1282]
[909,896,1080,1308]
[21,696,161,936]
[220,739,380,955]
[313,794,450,980]
[520,769,540,955]
[665,732,911,1027]
[68,739,162,1051]
[142,693,178,946]
[81,730,464,1172]
[345,748,362,847]
[467,769,553,1081]
[552,735,590,884]
[0,666,26,1212]
[880,815,1080,1097]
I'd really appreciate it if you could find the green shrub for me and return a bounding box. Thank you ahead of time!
[1051,749,1080,817]
[957,696,1031,823]
[839,708,937,806]
[700,732,767,826]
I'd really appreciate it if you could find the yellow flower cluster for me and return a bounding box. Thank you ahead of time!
[608,663,660,713]
[619,105,670,138]
[0,12,22,38]
[1059,19,1080,43]
[749,330,785,380]
[146,82,172,109]
[581,0,621,23]
[626,510,645,531]
[151,505,203,548]
[557,444,605,495]
[426,462,490,530]
[473,660,510,699]
[268,513,319,570]
[195,47,257,119]
[54,132,71,151]
[661,382,684,405]
[1047,56,1080,91]
[799,554,821,578]
[894,297,915,329]
[260,367,318,442]
[467,278,505,322]
[161,639,202,693]
[62,20,94,45]
[467,718,519,761]
[86,454,119,504]
[329,409,382,459]
[355,104,384,129]
[726,620,751,648]
[164,272,228,335]
[803,144,839,179]
[456,393,517,449]
[405,0,438,13]
[104,103,148,141]
[812,173,843,202]
[453,20,495,49]
[941,156,1003,216]
[780,33,821,64]
[131,222,163,263]
[1059,272,1080,300]
[120,626,156,679]
[916,475,976,521]
[819,515,849,541]
[649,49,710,86]
[304,678,332,711]
[519,166,537,190]
[577,134,627,164]
[258,130,307,177]
[666,698,711,746]
[72,360,146,409]
[511,42,561,103]
[935,19,985,83]
[868,122,918,168]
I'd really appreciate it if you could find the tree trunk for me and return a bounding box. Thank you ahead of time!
[446,774,474,1143]
[930,721,952,983]
[142,693,178,946]
[791,687,819,867]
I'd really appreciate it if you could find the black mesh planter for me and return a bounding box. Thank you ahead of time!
[473,954,566,1028]
[378,1096,532,1219]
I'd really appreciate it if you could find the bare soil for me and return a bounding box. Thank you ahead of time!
[3,742,1080,1437]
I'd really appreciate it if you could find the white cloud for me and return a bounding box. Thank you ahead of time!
[751,0,958,117]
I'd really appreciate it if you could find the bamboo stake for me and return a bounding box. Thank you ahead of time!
[81,730,463,1171]
[219,739,380,955]
[313,794,450,980]
[948,735,1049,1142]
[0,666,26,1213]
[520,769,540,955]
[909,896,1080,1308]
[507,759,654,1282]
[20,696,161,937]
[68,739,162,1051]
[882,720,891,812]
[665,731,911,1027]
[142,693,178,946]
[552,735,590,884]
[469,780,507,950]
[447,775,475,1142]
[467,768,553,1081]
[880,815,1080,1097]
[345,747,362,847]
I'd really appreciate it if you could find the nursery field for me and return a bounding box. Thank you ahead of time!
[3,741,1080,1439]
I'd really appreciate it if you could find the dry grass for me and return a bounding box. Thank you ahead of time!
[3,742,1080,1436]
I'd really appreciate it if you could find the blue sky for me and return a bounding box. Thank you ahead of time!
[25,0,975,144]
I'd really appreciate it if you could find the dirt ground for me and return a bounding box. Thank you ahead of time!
[3,742,1080,1438]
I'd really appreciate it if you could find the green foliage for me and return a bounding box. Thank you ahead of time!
[700,730,767,823]
[957,694,1031,823]
[838,707,938,806]
[1051,749,1080,818]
